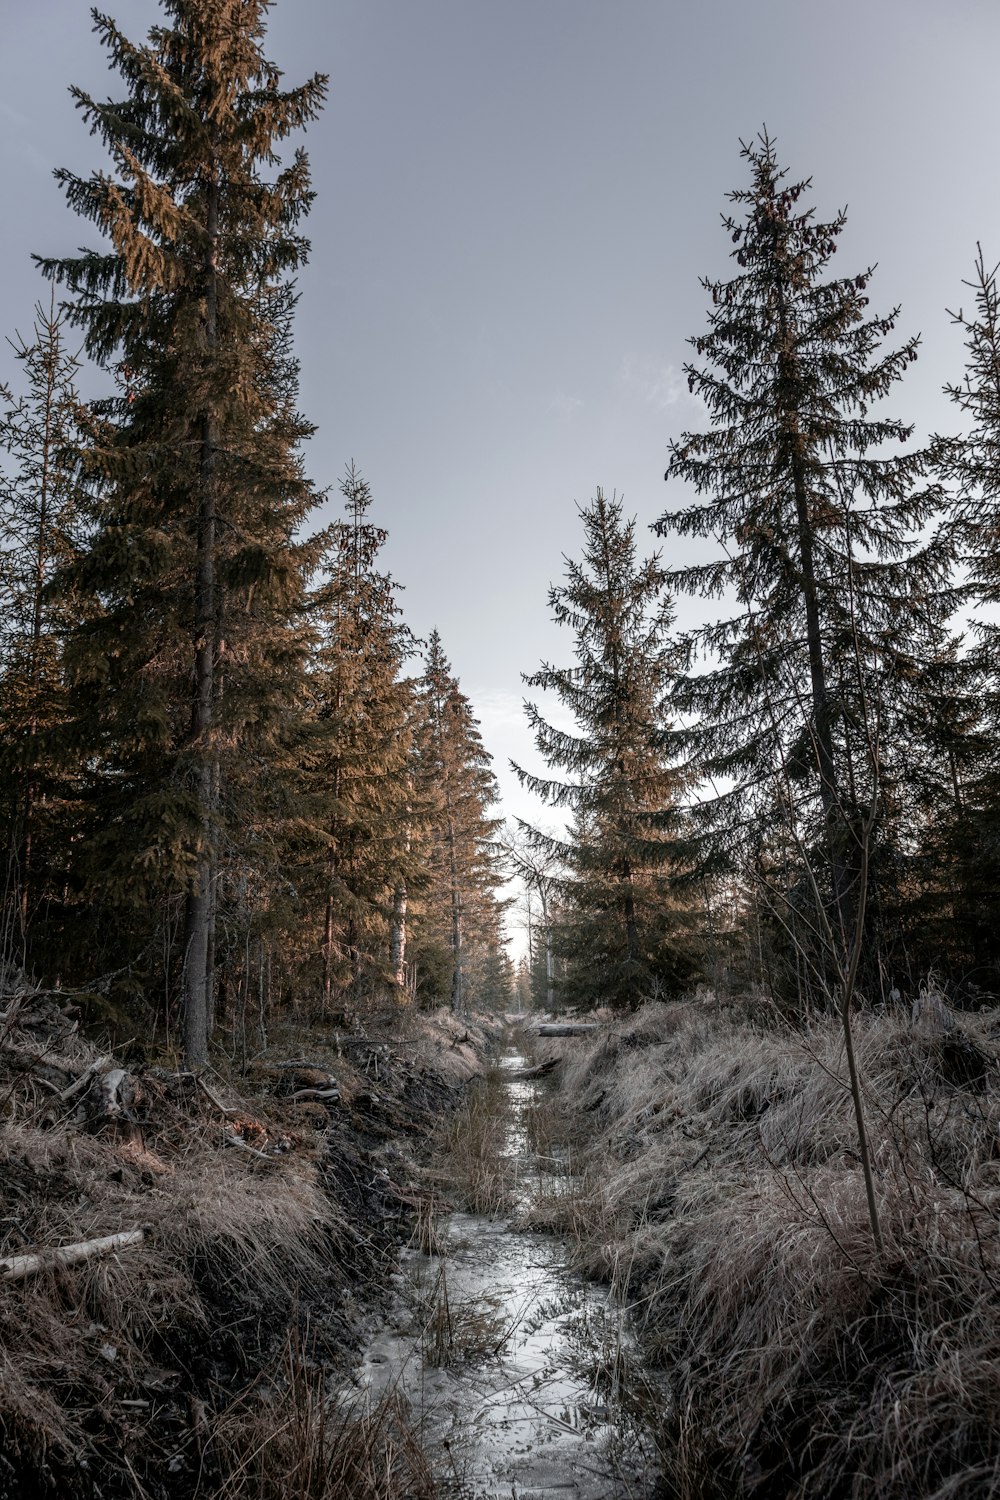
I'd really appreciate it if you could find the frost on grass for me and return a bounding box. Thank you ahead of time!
[542,993,1000,1499]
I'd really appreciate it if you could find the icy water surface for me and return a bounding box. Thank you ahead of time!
[356,1054,659,1499]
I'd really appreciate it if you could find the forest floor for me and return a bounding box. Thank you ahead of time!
[0,978,497,1500]
[529,991,1000,1500]
[7,985,1000,1500]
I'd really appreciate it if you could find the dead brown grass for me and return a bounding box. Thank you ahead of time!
[215,1325,441,1500]
[0,988,485,1496]
[435,1060,514,1217]
[541,991,1000,1499]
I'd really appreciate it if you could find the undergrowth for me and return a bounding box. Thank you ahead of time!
[216,1326,440,1500]
[0,984,485,1498]
[540,990,1000,1500]
[436,1060,513,1216]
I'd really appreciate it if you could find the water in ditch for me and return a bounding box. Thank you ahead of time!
[354,1053,659,1499]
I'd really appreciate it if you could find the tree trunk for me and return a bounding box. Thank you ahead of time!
[775,273,849,951]
[390,880,407,989]
[621,858,640,966]
[448,815,464,1013]
[390,796,411,992]
[19,305,59,934]
[182,172,219,1072]
[323,863,335,1014]
[537,881,555,1010]
[450,880,464,1013]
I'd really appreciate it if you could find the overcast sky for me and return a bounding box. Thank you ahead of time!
[3,0,1000,852]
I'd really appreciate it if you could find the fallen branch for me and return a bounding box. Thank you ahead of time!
[196,1075,238,1115]
[272,1059,339,1076]
[61,1055,114,1101]
[290,1087,341,1102]
[534,1023,598,1037]
[223,1134,273,1162]
[1,1228,147,1283]
[507,1059,560,1080]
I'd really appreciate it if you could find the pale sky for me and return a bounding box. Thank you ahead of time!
[3,0,1000,844]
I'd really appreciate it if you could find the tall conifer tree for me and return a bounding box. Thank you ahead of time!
[928,247,1000,986]
[295,465,418,1014]
[39,2,326,1063]
[655,133,956,992]
[0,302,86,955]
[513,490,695,1009]
[412,632,503,1012]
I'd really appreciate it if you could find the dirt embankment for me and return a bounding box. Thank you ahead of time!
[0,978,494,1499]
[533,993,1000,1500]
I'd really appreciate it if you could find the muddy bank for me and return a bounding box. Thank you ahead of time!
[0,980,493,1499]
[535,996,1000,1500]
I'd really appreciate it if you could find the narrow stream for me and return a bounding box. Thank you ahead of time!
[356,1052,659,1498]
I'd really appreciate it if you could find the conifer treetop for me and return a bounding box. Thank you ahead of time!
[37,1,327,364]
[654,131,956,868]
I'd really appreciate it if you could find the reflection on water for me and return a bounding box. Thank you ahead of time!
[355,1054,658,1499]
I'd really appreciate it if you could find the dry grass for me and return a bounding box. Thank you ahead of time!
[215,1325,441,1500]
[435,1061,514,1216]
[541,992,1000,1499]
[417,1261,511,1369]
[0,987,485,1496]
[0,1015,348,1492]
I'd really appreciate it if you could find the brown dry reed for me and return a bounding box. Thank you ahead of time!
[436,1060,514,1217]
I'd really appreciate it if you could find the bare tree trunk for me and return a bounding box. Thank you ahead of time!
[450,886,464,1013]
[18,304,60,934]
[775,275,849,952]
[390,880,407,989]
[537,880,555,1010]
[323,865,335,1014]
[448,815,464,1013]
[205,848,218,1038]
[182,173,219,1072]
[622,858,640,966]
[390,797,411,991]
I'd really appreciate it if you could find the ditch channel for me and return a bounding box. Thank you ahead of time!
[351,1049,661,1499]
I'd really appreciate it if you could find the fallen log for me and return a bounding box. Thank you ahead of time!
[196,1075,239,1115]
[1,1227,147,1283]
[1,1041,76,1081]
[272,1059,339,1076]
[534,1023,599,1037]
[60,1055,115,1101]
[507,1058,560,1080]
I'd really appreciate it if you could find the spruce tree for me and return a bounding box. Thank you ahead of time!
[655,132,955,994]
[943,247,1000,599]
[502,825,559,1011]
[928,247,1000,988]
[294,464,418,1016]
[513,489,695,1009]
[0,301,86,955]
[38,3,326,1063]
[412,632,503,1012]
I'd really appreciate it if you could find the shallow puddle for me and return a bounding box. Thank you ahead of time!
[355,1053,658,1498]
